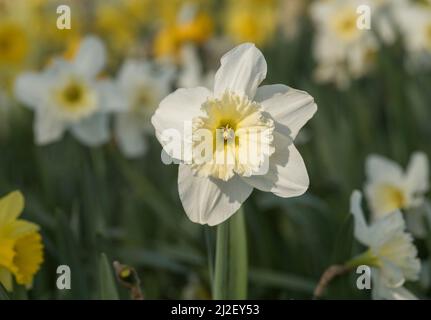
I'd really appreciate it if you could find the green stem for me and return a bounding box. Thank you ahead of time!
[345,249,380,269]
[213,207,247,300]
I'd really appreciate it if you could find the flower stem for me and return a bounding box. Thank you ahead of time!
[313,250,379,299]
[213,207,247,300]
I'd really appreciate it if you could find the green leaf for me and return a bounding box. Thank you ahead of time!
[0,283,10,300]
[98,253,120,300]
[213,208,247,300]
[331,214,354,265]
[249,268,315,294]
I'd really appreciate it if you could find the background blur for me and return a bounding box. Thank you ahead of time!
[1,0,431,299]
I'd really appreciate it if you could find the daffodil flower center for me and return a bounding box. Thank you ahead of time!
[191,91,275,181]
[53,76,97,121]
[132,88,155,114]
[0,37,10,51]
[331,8,361,41]
[0,23,27,64]
[375,184,407,213]
[220,124,235,141]
[63,83,83,104]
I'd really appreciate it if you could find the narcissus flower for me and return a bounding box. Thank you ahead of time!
[364,152,429,237]
[14,36,119,146]
[0,21,28,67]
[154,3,213,59]
[309,0,386,88]
[152,43,317,226]
[350,191,420,300]
[113,59,174,158]
[224,0,277,46]
[365,153,429,216]
[0,191,43,291]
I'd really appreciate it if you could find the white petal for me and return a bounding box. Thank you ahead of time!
[178,164,253,226]
[214,43,267,99]
[368,210,405,247]
[151,87,211,160]
[372,271,417,300]
[118,60,151,89]
[349,191,371,246]
[178,45,203,88]
[34,110,65,145]
[380,260,405,288]
[242,132,309,198]
[255,85,317,139]
[73,36,106,79]
[14,73,48,109]
[365,154,404,184]
[115,115,147,158]
[71,114,109,146]
[406,151,429,195]
[96,80,127,112]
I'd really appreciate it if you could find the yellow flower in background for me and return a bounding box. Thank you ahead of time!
[0,191,44,291]
[224,0,277,46]
[154,2,213,59]
[95,2,138,56]
[0,21,28,67]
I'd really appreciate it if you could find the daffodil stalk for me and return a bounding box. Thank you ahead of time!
[213,207,247,300]
[313,250,378,299]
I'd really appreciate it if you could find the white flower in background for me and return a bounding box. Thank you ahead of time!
[350,191,420,300]
[364,152,429,236]
[113,59,174,158]
[178,45,214,89]
[309,0,388,88]
[152,43,317,226]
[394,2,431,68]
[14,36,119,146]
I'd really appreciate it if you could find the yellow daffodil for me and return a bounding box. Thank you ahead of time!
[154,3,213,59]
[0,20,28,67]
[0,191,43,291]
[224,0,277,46]
[95,2,138,56]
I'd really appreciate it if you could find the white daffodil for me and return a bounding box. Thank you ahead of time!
[350,191,420,300]
[364,152,429,237]
[394,2,431,68]
[151,43,317,226]
[14,36,119,146]
[113,59,174,158]
[309,0,386,88]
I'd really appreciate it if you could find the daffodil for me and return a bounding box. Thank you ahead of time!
[310,0,382,88]
[364,152,429,237]
[113,59,174,158]
[394,1,431,68]
[151,43,317,226]
[224,0,277,46]
[154,3,213,59]
[95,1,138,56]
[350,191,420,300]
[0,191,43,291]
[14,36,120,146]
[0,20,28,68]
